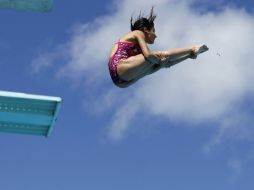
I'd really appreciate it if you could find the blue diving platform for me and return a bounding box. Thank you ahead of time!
[0,91,61,137]
[0,0,53,12]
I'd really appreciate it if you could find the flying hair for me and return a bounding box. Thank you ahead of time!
[130,7,157,31]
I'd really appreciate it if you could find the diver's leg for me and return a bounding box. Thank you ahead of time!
[117,54,155,81]
[119,64,162,88]
[161,54,192,68]
[117,51,190,84]
[122,53,192,87]
[116,45,208,85]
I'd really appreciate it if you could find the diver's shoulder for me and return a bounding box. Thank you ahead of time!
[131,30,144,36]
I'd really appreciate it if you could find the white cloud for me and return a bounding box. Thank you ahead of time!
[30,0,254,145]
[108,99,140,140]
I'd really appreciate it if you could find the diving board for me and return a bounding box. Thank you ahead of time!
[0,91,61,137]
[0,0,53,12]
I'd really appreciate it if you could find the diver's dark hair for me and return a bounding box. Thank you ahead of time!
[130,7,156,31]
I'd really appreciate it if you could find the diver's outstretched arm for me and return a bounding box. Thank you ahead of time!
[155,44,208,62]
[161,47,193,60]
[155,44,208,67]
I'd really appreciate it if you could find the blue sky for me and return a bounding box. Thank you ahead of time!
[0,0,254,189]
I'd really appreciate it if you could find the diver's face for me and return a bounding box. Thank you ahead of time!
[144,26,157,44]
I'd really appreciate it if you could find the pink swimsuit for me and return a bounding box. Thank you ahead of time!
[108,41,142,86]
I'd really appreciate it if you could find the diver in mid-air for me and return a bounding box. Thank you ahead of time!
[108,7,208,88]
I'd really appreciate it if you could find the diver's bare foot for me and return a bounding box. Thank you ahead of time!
[192,44,209,55]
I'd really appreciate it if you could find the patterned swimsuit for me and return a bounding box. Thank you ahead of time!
[108,41,142,86]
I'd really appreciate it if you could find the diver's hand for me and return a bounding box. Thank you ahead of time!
[145,53,161,65]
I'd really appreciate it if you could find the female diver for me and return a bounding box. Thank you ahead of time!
[108,7,209,88]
